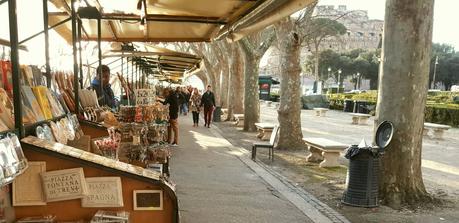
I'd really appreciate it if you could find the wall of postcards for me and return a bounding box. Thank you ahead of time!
[93,102,172,177]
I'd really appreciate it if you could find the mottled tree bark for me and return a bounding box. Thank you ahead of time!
[227,43,244,121]
[238,29,275,132]
[239,40,260,131]
[220,65,230,108]
[190,43,222,105]
[275,18,305,150]
[195,71,208,87]
[376,0,434,208]
[218,42,231,109]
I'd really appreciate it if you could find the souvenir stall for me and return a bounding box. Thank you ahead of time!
[1,0,304,221]
[0,0,200,222]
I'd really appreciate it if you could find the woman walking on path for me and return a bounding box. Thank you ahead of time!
[189,88,202,127]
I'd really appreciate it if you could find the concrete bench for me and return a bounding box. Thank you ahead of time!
[272,102,280,108]
[255,123,276,141]
[313,108,329,117]
[265,101,273,107]
[233,114,244,127]
[303,137,347,167]
[424,122,451,139]
[221,108,228,120]
[350,113,371,125]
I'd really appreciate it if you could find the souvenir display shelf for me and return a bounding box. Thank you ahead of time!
[2,1,179,222]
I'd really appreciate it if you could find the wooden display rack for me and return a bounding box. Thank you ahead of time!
[14,136,179,223]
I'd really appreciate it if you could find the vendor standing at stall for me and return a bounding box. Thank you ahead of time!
[91,65,116,109]
[161,88,180,146]
[200,85,215,128]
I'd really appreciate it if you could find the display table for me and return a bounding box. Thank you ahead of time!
[17,136,179,223]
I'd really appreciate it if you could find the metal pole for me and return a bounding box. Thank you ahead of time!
[432,56,438,89]
[130,58,134,91]
[42,0,51,87]
[71,0,79,115]
[98,16,104,106]
[78,19,83,88]
[8,0,23,136]
[135,63,138,89]
[126,57,131,106]
[19,17,71,45]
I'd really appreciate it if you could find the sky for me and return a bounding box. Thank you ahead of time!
[318,0,459,50]
[0,0,458,67]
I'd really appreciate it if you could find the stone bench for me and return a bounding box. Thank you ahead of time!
[313,108,329,117]
[272,102,280,108]
[221,108,228,120]
[265,101,273,107]
[255,123,276,141]
[233,114,244,127]
[303,137,347,167]
[350,113,371,125]
[424,122,451,139]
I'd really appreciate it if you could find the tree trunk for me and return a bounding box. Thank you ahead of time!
[220,66,230,108]
[202,59,221,106]
[376,0,434,208]
[227,44,244,121]
[239,41,260,132]
[196,71,208,87]
[275,20,305,150]
[314,43,320,81]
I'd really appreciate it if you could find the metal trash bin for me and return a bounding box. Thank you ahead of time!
[213,106,222,122]
[343,99,354,112]
[342,121,394,207]
[342,148,380,207]
[353,100,369,114]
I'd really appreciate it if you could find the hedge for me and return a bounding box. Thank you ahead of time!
[425,104,459,127]
[328,97,459,127]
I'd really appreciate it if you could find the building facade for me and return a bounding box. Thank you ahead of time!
[260,5,383,93]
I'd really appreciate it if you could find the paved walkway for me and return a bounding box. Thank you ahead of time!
[170,116,342,223]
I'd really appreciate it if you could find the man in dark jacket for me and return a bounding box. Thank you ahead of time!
[200,85,216,128]
[91,65,116,108]
[163,88,180,146]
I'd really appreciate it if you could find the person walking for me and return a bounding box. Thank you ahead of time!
[182,87,191,116]
[176,86,185,115]
[161,88,180,146]
[200,85,216,128]
[189,88,202,127]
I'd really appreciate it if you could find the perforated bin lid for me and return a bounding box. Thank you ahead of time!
[375,121,394,149]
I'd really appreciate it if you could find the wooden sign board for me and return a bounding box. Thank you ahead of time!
[133,190,163,210]
[81,177,124,207]
[12,162,47,206]
[135,89,155,105]
[41,167,88,202]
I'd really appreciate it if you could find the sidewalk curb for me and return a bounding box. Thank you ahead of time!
[208,124,350,223]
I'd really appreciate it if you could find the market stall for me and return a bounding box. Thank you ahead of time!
[0,0,312,222]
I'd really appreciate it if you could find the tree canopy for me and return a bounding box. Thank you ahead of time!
[430,43,459,90]
[305,48,380,89]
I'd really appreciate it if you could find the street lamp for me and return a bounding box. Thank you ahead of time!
[357,72,361,90]
[431,56,438,89]
[327,67,331,79]
[337,69,342,93]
